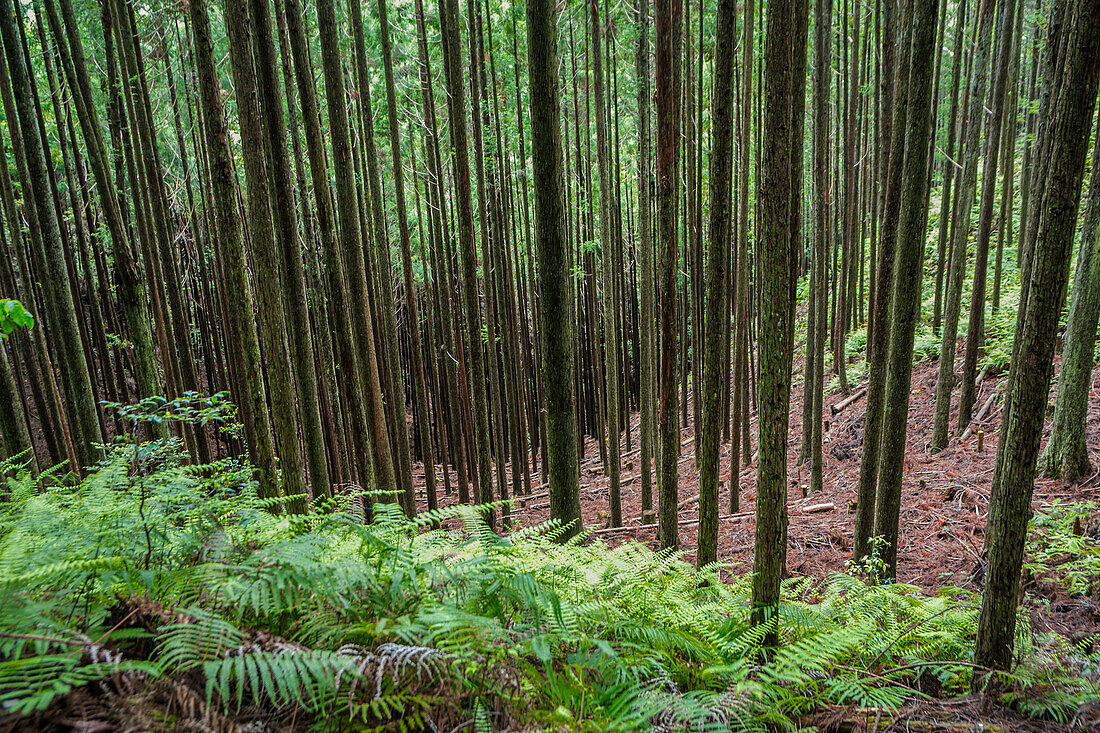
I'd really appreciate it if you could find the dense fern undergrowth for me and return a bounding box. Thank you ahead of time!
[0,440,1097,731]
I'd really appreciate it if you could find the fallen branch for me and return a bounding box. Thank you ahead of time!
[960,387,1001,442]
[830,385,868,415]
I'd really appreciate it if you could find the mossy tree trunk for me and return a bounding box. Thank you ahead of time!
[526,0,582,540]
[752,0,808,646]
[655,0,683,551]
[975,0,1100,675]
[873,0,939,579]
[1040,131,1100,482]
[697,0,736,569]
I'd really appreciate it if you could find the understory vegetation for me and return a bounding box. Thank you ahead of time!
[1,438,1096,731]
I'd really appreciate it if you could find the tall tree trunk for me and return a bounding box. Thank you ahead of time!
[439,0,495,526]
[957,0,1017,432]
[246,0,330,496]
[975,0,1100,674]
[852,0,905,559]
[805,0,831,497]
[188,0,280,500]
[752,0,808,645]
[697,0,735,569]
[377,0,436,513]
[730,0,754,515]
[223,0,310,511]
[930,0,996,452]
[636,0,655,521]
[347,0,416,515]
[0,0,101,469]
[931,0,968,336]
[1039,127,1100,481]
[315,0,398,503]
[872,0,939,579]
[526,0,582,539]
[589,0,622,528]
[655,0,683,551]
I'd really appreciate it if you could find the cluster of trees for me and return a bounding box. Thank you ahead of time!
[0,0,1098,680]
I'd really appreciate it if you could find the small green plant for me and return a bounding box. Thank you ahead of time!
[845,535,891,582]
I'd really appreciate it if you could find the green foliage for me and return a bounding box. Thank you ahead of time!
[1025,500,1100,597]
[103,391,243,439]
[0,443,1096,730]
[844,535,891,581]
[0,299,33,338]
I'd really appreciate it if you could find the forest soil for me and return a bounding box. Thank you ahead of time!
[414,353,1100,648]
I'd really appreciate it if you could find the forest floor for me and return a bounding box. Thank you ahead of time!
[414,352,1100,647]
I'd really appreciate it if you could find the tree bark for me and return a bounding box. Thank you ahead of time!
[752,0,808,645]
[697,0,736,568]
[655,0,683,551]
[526,0,582,539]
[975,0,1100,674]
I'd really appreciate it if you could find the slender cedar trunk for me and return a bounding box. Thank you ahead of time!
[783,0,809,592]
[805,0,831,497]
[636,0,655,520]
[930,0,996,452]
[932,0,968,335]
[414,0,469,504]
[38,10,101,440]
[526,0,582,539]
[37,15,114,446]
[0,50,69,469]
[957,0,1017,432]
[837,0,861,393]
[752,0,808,646]
[0,0,101,470]
[511,14,544,492]
[273,0,346,485]
[346,0,416,515]
[1040,130,1100,481]
[1004,0,1068,415]
[991,2,1022,315]
[110,8,174,411]
[16,0,88,460]
[684,0,697,443]
[588,0,621,528]
[872,0,939,579]
[315,0,397,503]
[975,0,1100,674]
[655,0,683,551]
[114,0,204,460]
[439,0,494,526]
[729,0,753,515]
[246,0,329,497]
[1017,0,1040,273]
[282,0,370,490]
[188,0,280,500]
[223,0,309,511]
[484,8,529,506]
[697,0,735,568]
[470,3,509,526]
[377,0,436,512]
[852,0,905,560]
